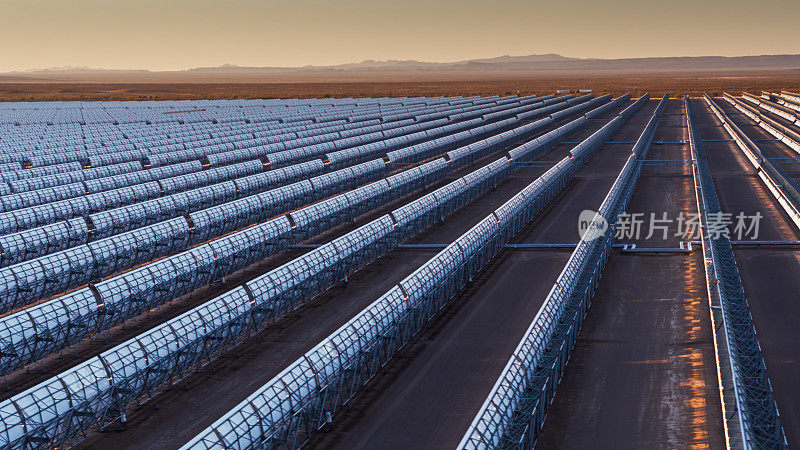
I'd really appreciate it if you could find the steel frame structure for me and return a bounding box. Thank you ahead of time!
[181,95,643,450]
[707,95,800,233]
[0,156,376,313]
[459,94,662,449]
[0,95,558,251]
[0,93,631,450]
[730,94,800,153]
[0,139,520,449]
[0,157,428,379]
[0,95,595,316]
[0,94,622,382]
[686,97,785,449]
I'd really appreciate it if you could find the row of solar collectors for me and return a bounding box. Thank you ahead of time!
[0,102,512,181]
[754,92,800,121]
[0,96,574,337]
[0,96,492,126]
[0,102,454,144]
[768,91,800,112]
[0,112,416,189]
[0,114,406,188]
[116,105,426,155]
[460,95,658,449]
[0,97,592,319]
[0,95,491,113]
[0,98,522,186]
[0,98,518,220]
[0,155,466,448]
[0,110,435,206]
[299,98,571,170]
[0,97,481,111]
[0,110,580,296]
[730,94,800,151]
[0,111,546,448]
[179,96,628,449]
[5,95,539,168]
[0,96,624,445]
[44,96,523,157]
[0,98,495,132]
[742,92,800,126]
[0,100,432,156]
[0,96,507,152]
[0,95,597,391]
[0,114,528,277]
[3,102,456,139]
[0,157,389,370]
[0,96,569,271]
[184,94,641,450]
[192,96,560,170]
[0,99,419,138]
[0,109,583,306]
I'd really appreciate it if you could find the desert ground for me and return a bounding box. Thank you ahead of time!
[1,71,799,101]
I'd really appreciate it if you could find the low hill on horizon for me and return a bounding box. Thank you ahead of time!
[4,53,799,83]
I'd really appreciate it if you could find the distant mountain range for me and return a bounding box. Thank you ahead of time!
[3,53,799,82]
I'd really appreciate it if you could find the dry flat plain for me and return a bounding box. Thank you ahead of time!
[1,72,799,101]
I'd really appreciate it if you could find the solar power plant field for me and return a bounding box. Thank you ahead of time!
[0,92,798,450]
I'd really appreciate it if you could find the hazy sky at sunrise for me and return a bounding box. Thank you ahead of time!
[3,0,799,71]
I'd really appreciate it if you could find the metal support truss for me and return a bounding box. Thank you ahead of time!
[687,97,786,449]
[713,94,800,232]
[182,95,649,450]
[459,94,667,449]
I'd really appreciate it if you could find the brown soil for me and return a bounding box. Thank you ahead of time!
[1,72,799,101]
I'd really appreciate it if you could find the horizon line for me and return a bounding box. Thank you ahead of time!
[6,52,800,74]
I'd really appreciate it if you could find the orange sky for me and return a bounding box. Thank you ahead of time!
[2,0,799,72]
